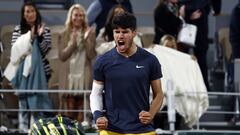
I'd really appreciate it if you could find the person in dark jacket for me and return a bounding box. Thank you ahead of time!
[229,0,240,124]
[87,0,133,36]
[153,0,184,44]
[230,0,240,59]
[180,0,221,91]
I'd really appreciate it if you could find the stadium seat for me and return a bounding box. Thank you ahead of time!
[0,25,15,70]
[137,26,154,48]
[217,28,232,62]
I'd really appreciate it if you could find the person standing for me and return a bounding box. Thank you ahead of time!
[4,1,52,132]
[229,0,240,124]
[230,0,240,59]
[153,0,185,44]
[58,4,96,123]
[180,0,221,91]
[90,12,164,134]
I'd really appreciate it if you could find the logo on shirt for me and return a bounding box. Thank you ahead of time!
[136,65,144,69]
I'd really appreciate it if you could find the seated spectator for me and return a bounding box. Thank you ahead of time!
[161,34,178,49]
[161,34,196,60]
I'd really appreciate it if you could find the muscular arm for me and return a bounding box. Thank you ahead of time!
[139,79,164,124]
[149,79,164,116]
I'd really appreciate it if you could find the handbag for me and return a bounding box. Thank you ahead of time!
[177,19,197,47]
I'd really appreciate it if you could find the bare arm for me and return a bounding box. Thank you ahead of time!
[150,79,164,115]
[139,79,164,124]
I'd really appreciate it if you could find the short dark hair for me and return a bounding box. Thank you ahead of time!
[111,12,136,31]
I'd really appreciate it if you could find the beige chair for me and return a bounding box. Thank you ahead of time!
[0,25,19,121]
[49,25,64,49]
[47,25,64,111]
[137,26,155,48]
[48,58,61,111]
[137,26,154,34]
[140,33,154,48]
[218,27,232,61]
[0,25,15,88]
[48,58,60,89]
[0,25,15,70]
[46,25,64,60]
[47,25,65,89]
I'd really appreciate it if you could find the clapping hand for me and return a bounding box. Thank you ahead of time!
[37,23,45,36]
[31,23,45,39]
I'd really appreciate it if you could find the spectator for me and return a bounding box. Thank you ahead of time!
[229,0,240,124]
[87,0,133,36]
[161,34,197,60]
[4,1,53,132]
[58,4,96,123]
[90,12,164,134]
[153,0,185,44]
[230,0,240,59]
[161,34,178,49]
[180,0,221,91]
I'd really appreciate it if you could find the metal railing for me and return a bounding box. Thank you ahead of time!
[0,85,240,133]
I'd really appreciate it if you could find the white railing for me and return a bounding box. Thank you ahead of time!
[0,89,93,131]
[0,87,240,133]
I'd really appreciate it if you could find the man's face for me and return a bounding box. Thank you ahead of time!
[113,27,136,53]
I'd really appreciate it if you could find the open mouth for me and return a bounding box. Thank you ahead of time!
[117,40,126,51]
[118,40,125,46]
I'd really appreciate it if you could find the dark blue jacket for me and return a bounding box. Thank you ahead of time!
[230,2,240,58]
[179,0,221,22]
